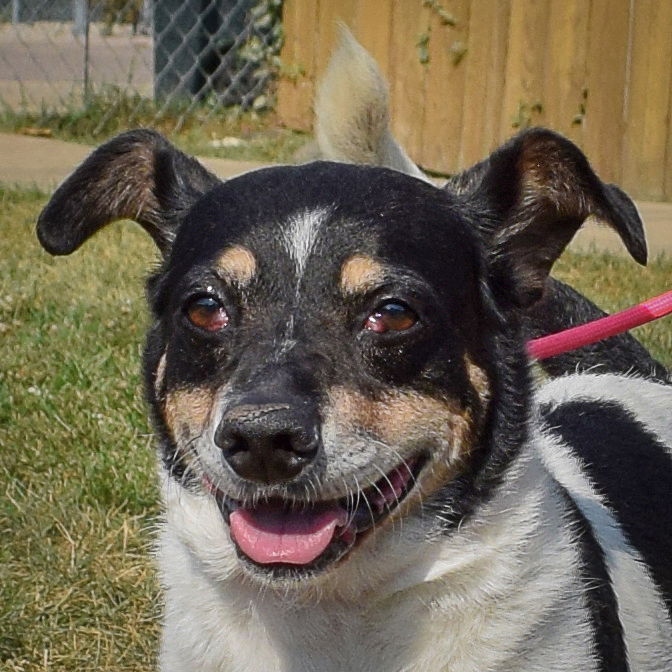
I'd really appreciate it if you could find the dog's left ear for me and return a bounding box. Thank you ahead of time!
[450,128,647,307]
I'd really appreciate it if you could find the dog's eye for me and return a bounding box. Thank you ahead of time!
[363,302,417,334]
[185,296,229,332]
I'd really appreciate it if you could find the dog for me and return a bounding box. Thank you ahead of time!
[313,30,669,383]
[36,120,672,670]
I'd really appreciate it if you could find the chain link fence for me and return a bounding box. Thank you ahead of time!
[0,0,283,135]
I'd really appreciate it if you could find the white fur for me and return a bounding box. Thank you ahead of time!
[537,373,672,671]
[538,429,672,671]
[315,28,429,182]
[282,207,330,281]
[158,373,672,671]
[159,452,591,671]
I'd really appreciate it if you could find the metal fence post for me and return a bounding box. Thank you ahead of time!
[140,0,152,35]
[11,0,20,24]
[72,0,87,36]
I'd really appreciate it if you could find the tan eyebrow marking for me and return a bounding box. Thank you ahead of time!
[215,245,256,286]
[339,254,386,295]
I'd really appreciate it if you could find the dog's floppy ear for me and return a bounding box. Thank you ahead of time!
[314,26,427,181]
[449,128,647,307]
[37,129,219,257]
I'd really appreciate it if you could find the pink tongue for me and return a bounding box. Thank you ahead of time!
[230,504,348,565]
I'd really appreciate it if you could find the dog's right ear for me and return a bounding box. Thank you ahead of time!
[37,129,219,257]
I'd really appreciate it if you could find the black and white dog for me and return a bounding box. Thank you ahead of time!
[37,128,672,671]
[36,44,671,672]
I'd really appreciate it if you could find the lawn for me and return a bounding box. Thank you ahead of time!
[1,185,670,671]
[1,187,159,671]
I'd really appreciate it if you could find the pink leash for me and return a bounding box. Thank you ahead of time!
[527,289,672,361]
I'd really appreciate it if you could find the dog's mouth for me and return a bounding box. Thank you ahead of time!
[208,454,427,576]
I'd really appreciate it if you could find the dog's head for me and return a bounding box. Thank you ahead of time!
[37,128,640,592]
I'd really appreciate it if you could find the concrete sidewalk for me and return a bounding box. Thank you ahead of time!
[1,132,669,257]
[0,131,266,187]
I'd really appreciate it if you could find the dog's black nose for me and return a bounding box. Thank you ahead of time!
[214,403,319,484]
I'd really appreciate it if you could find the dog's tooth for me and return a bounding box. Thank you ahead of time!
[224,496,240,512]
[202,474,217,493]
[371,493,386,514]
[389,467,408,497]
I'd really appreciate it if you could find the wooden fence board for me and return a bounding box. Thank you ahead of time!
[387,0,430,160]
[581,0,630,186]
[499,0,551,138]
[621,0,672,200]
[276,0,319,131]
[460,0,511,167]
[352,0,394,81]
[666,84,672,201]
[421,0,471,173]
[543,0,589,146]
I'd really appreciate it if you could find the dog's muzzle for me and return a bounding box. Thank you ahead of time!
[208,394,428,576]
[206,453,428,574]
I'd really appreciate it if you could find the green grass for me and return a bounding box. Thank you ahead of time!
[1,186,670,670]
[1,187,159,671]
[554,250,672,366]
[0,86,310,163]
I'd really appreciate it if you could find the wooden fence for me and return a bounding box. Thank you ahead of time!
[277,0,672,202]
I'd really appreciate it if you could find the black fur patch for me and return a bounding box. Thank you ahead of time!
[543,399,672,616]
[555,483,629,672]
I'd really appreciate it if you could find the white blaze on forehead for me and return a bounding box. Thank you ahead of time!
[283,207,331,278]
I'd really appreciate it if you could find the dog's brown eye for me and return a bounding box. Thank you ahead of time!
[186,296,229,332]
[364,302,417,334]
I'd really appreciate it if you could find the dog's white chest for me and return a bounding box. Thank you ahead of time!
[159,524,594,672]
[160,563,419,671]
